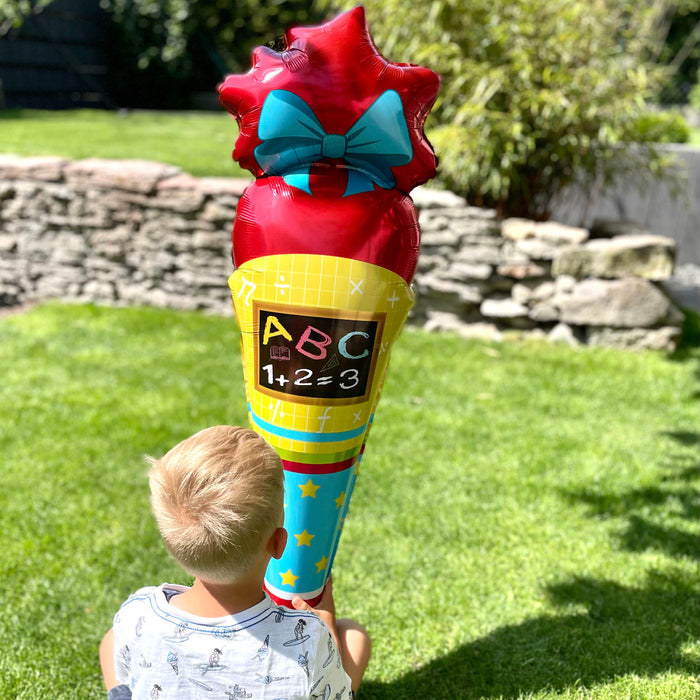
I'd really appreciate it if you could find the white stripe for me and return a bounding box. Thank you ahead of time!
[264,580,326,603]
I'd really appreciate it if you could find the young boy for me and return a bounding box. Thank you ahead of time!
[100,426,371,699]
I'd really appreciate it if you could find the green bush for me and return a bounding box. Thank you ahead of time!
[316,0,673,220]
[634,111,691,144]
[690,70,700,110]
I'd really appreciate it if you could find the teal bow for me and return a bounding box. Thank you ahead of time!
[254,89,412,196]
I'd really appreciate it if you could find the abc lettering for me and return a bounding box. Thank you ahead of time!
[262,315,370,360]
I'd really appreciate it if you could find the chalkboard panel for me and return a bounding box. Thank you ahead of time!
[254,302,385,405]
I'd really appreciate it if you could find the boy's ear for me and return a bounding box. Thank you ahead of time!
[267,527,288,560]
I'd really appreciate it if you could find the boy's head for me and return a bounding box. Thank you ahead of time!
[148,426,284,585]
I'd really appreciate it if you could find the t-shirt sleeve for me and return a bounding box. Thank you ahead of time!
[309,624,353,699]
[111,587,155,686]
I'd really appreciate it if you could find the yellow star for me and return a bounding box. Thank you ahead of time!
[294,530,315,547]
[334,491,346,509]
[280,569,299,587]
[299,478,320,498]
[315,556,329,573]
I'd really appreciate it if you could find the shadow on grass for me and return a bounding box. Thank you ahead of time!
[571,430,699,563]
[362,432,699,699]
[670,308,700,363]
[361,573,698,699]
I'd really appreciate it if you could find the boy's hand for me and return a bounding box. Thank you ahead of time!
[292,578,340,651]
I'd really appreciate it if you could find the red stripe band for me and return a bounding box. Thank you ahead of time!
[282,456,358,474]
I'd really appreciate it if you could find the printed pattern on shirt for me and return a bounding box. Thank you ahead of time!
[113,585,351,699]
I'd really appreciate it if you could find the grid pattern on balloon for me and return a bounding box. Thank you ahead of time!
[229,253,414,461]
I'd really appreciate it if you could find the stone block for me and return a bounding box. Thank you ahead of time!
[64,159,180,193]
[0,155,67,181]
[548,323,581,346]
[151,189,206,213]
[454,244,503,265]
[417,275,483,305]
[421,229,461,246]
[552,234,676,280]
[554,274,577,295]
[501,217,537,240]
[0,234,16,253]
[555,278,680,328]
[497,262,548,279]
[534,221,588,245]
[416,254,447,273]
[512,281,555,304]
[499,241,530,265]
[529,301,559,322]
[423,312,503,341]
[82,279,116,300]
[443,262,493,281]
[51,232,90,265]
[587,326,681,352]
[451,220,501,238]
[513,238,561,261]
[501,218,588,245]
[192,230,230,252]
[413,186,467,209]
[480,298,529,320]
[156,173,202,190]
[198,177,250,196]
[202,201,237,223]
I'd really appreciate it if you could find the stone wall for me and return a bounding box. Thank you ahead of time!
[0,155,683,350]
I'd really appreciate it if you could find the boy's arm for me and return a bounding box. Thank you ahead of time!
[99,628,119,690]
[99,628,132,699]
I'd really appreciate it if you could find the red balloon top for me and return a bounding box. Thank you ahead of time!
[218,6,439,195]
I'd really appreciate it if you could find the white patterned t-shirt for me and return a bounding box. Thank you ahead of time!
[113,584,351,699]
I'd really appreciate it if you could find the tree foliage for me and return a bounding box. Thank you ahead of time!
[101,0,324,107]
[0,0,52,36]
[316,0,686,219]
[644,0,700,103]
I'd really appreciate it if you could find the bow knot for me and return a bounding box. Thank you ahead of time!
[322,133,347,159]
[254,89,413,196]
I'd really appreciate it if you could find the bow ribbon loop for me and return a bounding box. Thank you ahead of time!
[255,89,412,196]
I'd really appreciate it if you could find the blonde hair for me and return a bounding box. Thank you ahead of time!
[148,426,284,584]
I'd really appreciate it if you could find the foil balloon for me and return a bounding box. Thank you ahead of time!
[219,6,439,607]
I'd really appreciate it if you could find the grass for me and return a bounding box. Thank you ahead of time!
[0,302,698,699]
[0,108,247,178]
[1,108,698,181]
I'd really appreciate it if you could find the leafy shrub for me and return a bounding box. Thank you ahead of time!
[316,0,674,220]
[634,111,691,144]
[690,70,700,110]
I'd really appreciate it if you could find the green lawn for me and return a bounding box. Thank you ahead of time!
[0,109,247,178]
[0,302,697,699]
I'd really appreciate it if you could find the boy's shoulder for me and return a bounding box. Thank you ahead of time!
[114,585,329,637]
[120,583,187,605]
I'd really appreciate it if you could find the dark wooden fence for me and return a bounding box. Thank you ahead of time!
[0,0,113,109]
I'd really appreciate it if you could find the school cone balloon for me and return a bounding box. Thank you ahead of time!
[220,6,439,607]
